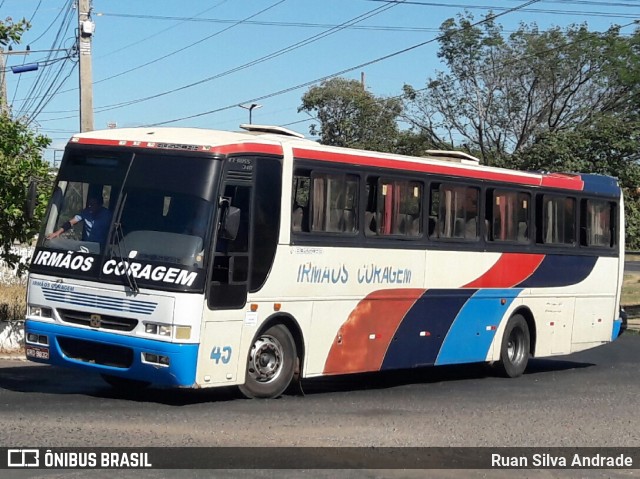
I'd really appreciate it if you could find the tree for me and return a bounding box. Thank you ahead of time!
[0,114,51,273]
[403,13,640,164]
[509,115,640,249]
[0,16,29,47]
[299,77,404,153]
[1,18,51,274]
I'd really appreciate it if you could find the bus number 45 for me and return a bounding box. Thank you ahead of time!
[211,346,232,364]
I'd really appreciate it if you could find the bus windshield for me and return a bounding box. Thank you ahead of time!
[33,146,221,292]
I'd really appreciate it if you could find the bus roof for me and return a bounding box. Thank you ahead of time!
[69,126,619,195]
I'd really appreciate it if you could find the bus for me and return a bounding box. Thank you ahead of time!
[24,124,626,398]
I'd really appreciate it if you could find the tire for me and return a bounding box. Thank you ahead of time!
[238,324,297,399]
[497,314,530,378]
[101,374,151,390]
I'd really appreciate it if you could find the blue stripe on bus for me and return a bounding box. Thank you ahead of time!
[381,289,475,370]
[580,174,620,197]
[612,318,623,340]
[435,289,521,365]
[24,320,198,387]
[516,255,597,288]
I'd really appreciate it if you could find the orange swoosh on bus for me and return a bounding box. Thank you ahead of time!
[463,253,545,288]
[323,288,425,375]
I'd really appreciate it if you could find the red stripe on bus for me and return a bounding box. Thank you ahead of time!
[210,143,283,156]
[294,148,586,190]
[463,253,545,288]
[294,148,542,186]
[541,173,584,191]
[70,138,283,156]
[72,138,122,146]
[323,288,425,375]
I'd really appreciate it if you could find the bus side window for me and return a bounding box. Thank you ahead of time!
[432,184,479,240]
[379,179,422,237]
[428,185,439,238]
[539,195,576,245]
[581,199,614,248]
[309,173,359,234]
[489,190,530,243]
[292,173,310,233]
[365,178,378,235]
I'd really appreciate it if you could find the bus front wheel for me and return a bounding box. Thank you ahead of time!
[239,324,297,399]
[497,314,530,378]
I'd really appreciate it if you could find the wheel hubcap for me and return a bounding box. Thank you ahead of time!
[247,335,283,383]
[507,328,524,364]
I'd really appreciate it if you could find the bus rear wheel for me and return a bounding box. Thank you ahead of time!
[239,324,297,399]
[497,314,530,378]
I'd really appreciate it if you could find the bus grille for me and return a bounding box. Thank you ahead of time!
[58,309,138,332]
[58,337,133,368]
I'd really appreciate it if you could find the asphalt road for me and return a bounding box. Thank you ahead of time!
[2,334,640,478]
[626,261,640,273]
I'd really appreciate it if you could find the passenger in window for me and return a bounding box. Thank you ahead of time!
[462,190,479,238]
[47,195,112,248]
[292,203,304,232]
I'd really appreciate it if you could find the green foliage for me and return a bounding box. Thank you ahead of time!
[509,115,640,248]
[0,113,51,274]
[404,12,640,163]
[299,77,404,153]
[0,16,29,47]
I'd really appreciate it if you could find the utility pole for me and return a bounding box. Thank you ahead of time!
[0,50,7,115]
[78,0,94,132]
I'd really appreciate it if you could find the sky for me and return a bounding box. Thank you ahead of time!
[1,0,640,163]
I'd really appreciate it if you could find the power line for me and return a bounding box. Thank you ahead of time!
[14,0,76,120]
[96,0,230,59]
[365,0,640,18]
[93,0,288,87]
[26,0,70,46]
[146,0,543,127]
[25,61,77,125]
[275,17,640,133]
[15,0,288,105]
[39,0,407,117]
[96,13,457,32]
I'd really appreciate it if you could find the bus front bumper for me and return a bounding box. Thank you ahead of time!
[24,320,199,387]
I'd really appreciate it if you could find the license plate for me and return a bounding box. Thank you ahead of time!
[26,346,50,360]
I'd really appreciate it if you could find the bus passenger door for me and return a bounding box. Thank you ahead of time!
[209,180,253,310]
[199,161,254,386]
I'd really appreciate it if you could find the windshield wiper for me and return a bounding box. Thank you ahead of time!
[111,222,139,294]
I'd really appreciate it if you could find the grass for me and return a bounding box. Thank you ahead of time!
[0,284,26,322]
[622,271,640,307]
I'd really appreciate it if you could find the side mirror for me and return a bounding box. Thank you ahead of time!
[25,180,38,219]
[221,206,241,241]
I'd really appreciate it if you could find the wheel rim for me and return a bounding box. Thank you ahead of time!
[507,327,525,365]
[247,335,284,384]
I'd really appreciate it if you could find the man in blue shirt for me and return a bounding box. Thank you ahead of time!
[47,196,112,248]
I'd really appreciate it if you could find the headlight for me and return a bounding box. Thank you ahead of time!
[145,322,172,337]
[145,323,158,335]
[28,305,53,318]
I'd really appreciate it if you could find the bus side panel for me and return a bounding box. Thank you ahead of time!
[571,257,620,351]
[318,288,522,374]
[514,295,575,357]
[195,319,244,386]
[435,289,521,366]
[572,298,618,351]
